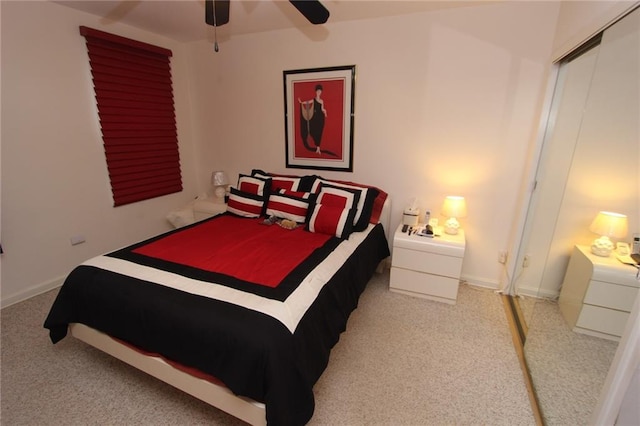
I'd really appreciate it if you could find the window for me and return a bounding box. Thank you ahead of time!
[80,26,182,206]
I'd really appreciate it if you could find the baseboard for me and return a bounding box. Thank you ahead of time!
[461,274,499,290]
[1,276,65,309]
[517,285,559,300]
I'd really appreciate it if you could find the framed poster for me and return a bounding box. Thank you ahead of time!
[283,65,355,172]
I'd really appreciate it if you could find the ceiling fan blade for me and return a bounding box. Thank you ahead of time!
[205,0,230,26]
[289,0,330,25]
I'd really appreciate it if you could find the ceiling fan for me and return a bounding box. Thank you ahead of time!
[205,0,329,51]
[205,0,330,28]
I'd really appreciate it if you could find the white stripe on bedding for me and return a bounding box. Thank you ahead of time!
[81,224,375,333]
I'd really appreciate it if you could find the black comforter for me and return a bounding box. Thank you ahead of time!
[44,214,389,425]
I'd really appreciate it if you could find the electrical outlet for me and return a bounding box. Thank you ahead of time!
[498,250,508,264]
[523,254,531,268]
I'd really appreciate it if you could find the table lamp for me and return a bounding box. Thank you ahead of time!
[441,196,467,235]
[589,211,628,257]
[211,171,229,201]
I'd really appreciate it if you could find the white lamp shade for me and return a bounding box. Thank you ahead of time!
[589,211,628,239]
[441,196,467,218]
[211,171,229,187]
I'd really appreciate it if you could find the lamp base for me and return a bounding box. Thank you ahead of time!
[444,217,460,235]
[591,236,614,257]
[214,186,226,200]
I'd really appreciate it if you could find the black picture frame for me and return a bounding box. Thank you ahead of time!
[283,65,355,172]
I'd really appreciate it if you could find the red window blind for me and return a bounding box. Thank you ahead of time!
[79,26,182,207]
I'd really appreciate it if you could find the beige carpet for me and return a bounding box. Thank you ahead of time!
[1,271,535,425]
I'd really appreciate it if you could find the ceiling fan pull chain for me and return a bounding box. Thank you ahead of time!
[213,0,219,52]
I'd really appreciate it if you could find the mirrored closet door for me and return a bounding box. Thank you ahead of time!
[511,7,639,425]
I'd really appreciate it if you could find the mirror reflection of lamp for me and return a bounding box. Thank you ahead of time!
[589,211,628,257]
[211,171,229,201]
[441,196,467,235]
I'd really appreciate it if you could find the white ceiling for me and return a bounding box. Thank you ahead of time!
[53,0,490,42]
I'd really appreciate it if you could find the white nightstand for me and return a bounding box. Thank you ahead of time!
[390,224,466,304]
[558,245,639,341]
[193,197,227,221]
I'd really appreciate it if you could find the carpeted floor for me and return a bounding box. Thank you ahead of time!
[524,299,618,426]
[1,271,535,425]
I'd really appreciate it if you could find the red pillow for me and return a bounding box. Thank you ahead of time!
[237,174,271,196]
[330,180,386,225]
[312,180,379,231]
[316,183,360,210]
[306,203,355,239]
[272,177,300,191]
[251,170,301,191]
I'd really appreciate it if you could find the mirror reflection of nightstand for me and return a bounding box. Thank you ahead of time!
[559,245,639,341]
[193,198,227,221]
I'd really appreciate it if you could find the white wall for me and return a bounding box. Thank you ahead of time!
[0,1,199,306]
[0,1,566,306]
[187,1,561,288]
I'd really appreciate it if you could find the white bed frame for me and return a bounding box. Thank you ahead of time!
[69,198,391,426]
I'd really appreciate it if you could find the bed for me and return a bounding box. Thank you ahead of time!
[44,171,391,425]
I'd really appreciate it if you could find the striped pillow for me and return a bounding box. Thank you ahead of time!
[306,203,355,239]
[312,180,377,231]
[227,187,265,218]
[266,192,311,223]
[278,189,313,199]
[253,172,301,192]
[316,183,361,213]
[237,174,271,196]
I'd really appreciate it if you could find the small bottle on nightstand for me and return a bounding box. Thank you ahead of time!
[632,233,640,254]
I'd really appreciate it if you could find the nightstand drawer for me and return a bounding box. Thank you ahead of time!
[392,247,463,278]
[390,267,459,301]
[394,236,465,257]
[576,304,630,336]
[583,280,638,312]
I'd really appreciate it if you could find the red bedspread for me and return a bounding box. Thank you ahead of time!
[132,216,331,288]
